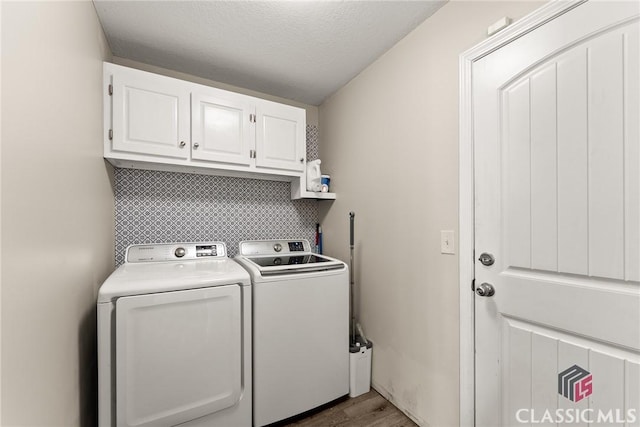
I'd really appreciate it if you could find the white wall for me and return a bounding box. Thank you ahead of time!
[111,57,320,126]
[1,2,114,425]
[0,0,3,420]
[319,2,543,425]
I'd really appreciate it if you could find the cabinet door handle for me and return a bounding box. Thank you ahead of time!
[179,141,186,148]
[193,142,200,149]
[300,158,304,163]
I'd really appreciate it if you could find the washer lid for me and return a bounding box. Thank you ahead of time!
[98,258,250,303]
[245,254,344,275]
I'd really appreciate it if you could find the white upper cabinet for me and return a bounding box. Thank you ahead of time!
[256,101,305,172]
[191,91,253,166]
[104,63,306,180]
[111,66,190,159]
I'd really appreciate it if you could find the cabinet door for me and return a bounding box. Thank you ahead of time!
[255,102,305,172]
[112,67,190,159]
[191,92,254,166]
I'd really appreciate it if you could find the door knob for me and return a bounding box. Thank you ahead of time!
[476,282,495,297]
[193,142,200,149]
[478,252,495,266]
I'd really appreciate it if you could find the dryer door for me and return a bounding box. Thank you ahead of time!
[115,285,242,427]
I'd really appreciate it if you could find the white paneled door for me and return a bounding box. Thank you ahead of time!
[474,2,639,426]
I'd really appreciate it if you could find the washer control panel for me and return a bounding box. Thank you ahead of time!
[239,239,311,256]
[288,241,305,252]
[126,242,226,263]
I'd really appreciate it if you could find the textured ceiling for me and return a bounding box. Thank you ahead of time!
[93,1,446,105]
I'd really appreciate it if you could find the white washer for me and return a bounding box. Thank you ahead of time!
[234,239,349,427]
[98,242,251,427]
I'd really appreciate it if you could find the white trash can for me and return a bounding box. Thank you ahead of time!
[349,340,372,398]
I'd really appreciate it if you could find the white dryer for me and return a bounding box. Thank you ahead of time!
[97,242,251,427]
[234,239,349,427]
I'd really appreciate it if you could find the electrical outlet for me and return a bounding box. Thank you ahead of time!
[441,230,455,254]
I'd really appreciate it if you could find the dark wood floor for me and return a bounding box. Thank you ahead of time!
[283,390,418,427]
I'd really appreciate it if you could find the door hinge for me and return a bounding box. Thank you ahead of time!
[108,84,113,96]
[471,278,476,292]
[108,129,113,140]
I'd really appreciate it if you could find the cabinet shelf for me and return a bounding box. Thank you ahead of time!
[298,191,337,200]
[291,178,336,200]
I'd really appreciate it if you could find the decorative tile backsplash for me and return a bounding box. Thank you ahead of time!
[306,125,319,161]
[114,125,320,265]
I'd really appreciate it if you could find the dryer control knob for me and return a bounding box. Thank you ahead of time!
[175,247,186,258]
[273,243,282,252]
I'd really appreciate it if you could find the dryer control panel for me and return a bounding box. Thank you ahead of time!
[126,242,227,263]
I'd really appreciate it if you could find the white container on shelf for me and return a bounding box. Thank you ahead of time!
[306,159,322,192]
